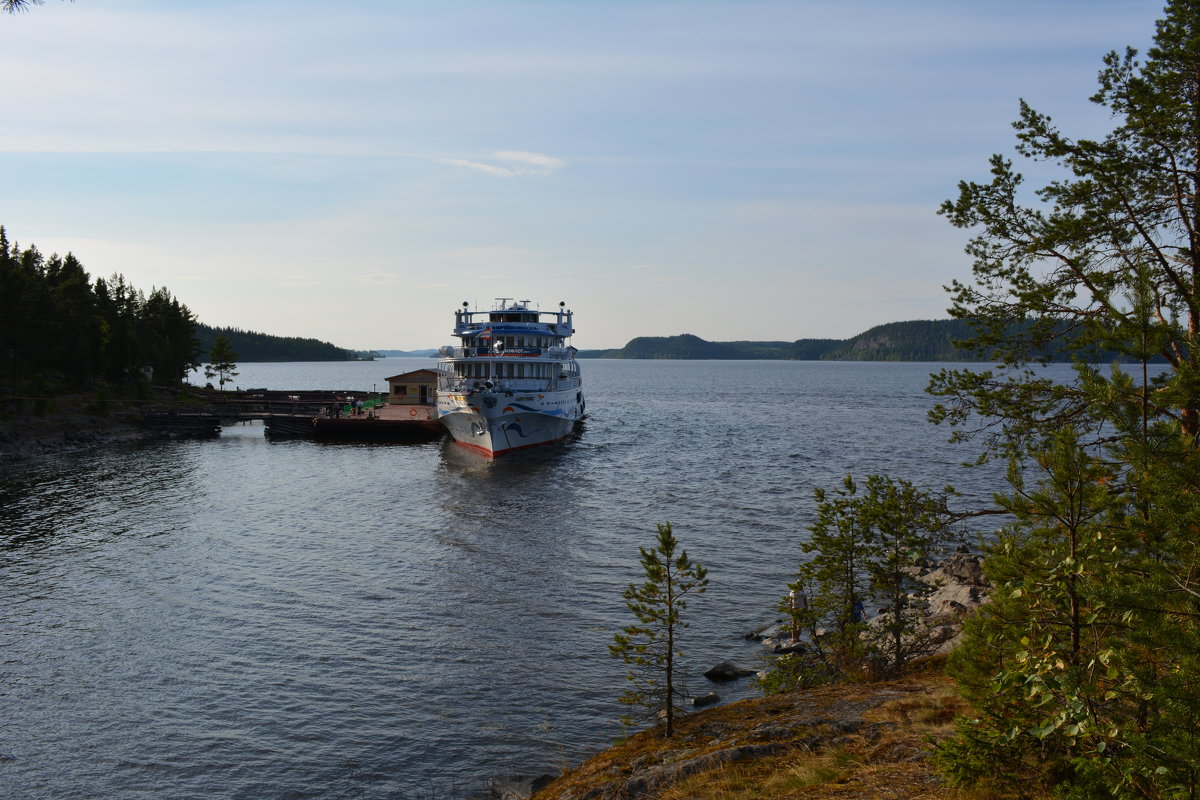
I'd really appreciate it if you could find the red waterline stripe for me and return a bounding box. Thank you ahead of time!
[451,432,570,458]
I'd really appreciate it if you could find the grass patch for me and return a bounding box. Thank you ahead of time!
[538,659,996,800]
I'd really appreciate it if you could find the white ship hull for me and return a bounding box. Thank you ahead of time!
[439,399,579,457]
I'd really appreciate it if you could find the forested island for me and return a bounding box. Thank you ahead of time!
[576,319,972,360]
[196,324,357,363]
[0,225,360,400]
[577,319,1130,361]
[0,227,202,390]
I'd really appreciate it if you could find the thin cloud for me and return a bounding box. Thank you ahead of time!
[437,158,519,178]
[438,150,565,178]
[495,150,565,173]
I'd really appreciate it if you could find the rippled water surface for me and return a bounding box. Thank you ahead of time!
[1,360,1029,799]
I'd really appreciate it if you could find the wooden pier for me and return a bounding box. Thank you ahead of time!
[144,389,444,443]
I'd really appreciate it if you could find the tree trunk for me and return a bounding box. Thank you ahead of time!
[665,560,675,738]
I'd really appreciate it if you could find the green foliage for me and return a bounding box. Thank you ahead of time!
[929,0,1200,458]
[937,429,1131,795]
[939,426,1200,797]
[609,522,709,738]
[195,324,351,362]
[751,650,838,695]
[0,226,201,392]
[2,0,71,14]
[931,4,1200,795]
[789,475,953,680]
[204,334,239,391]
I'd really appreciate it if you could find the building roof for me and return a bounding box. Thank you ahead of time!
[385,369,439,382]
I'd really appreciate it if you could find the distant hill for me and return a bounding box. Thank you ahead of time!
[376,349,440,358]
[197,324,353,362]
[820,319,984,361]
[577,318,1159,362]
[577,320,992,361]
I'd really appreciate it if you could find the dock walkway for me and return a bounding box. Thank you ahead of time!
[144,389,444,442]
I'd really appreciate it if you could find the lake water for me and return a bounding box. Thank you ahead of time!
[0,359,1022,799]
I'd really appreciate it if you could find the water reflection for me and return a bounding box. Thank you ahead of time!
[0,361,1032,799]
[0,443,202,558]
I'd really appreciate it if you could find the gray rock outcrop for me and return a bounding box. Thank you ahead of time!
[704,661,757,682]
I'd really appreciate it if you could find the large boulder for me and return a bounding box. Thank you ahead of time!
[743,621,782,640]
[922,551,989,623]
[926,582,988,621]
[704,661,757,682]
[922,551,987,588]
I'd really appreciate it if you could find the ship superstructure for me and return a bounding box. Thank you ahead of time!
[436,299,584,456]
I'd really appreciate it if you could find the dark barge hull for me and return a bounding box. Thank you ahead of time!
[309,416,444,442]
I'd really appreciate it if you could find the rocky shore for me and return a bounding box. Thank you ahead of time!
[503,664,965,800]
[491,551,990,800]
[0,402,153,463]
[755,549,989,658]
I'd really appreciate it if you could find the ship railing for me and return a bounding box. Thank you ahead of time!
[437,376,578,394]
[439,346,577,359]
[437,377,471,392]
[553,376,582,391]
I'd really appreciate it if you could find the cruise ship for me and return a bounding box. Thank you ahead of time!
[436,299,585,456]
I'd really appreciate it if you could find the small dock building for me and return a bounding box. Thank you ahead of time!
[386,369,438,407]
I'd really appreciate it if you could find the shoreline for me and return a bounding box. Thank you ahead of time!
[0,400,155,464]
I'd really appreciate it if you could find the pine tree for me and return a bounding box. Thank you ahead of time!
[937,430,1131,796]
[930,0,1200,458]
[792,475,951,679]
[205,334,239,391]
[931,4,1200,793]
[609,522,708,738]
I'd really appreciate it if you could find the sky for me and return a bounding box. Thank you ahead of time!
[0,0,1167,350]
